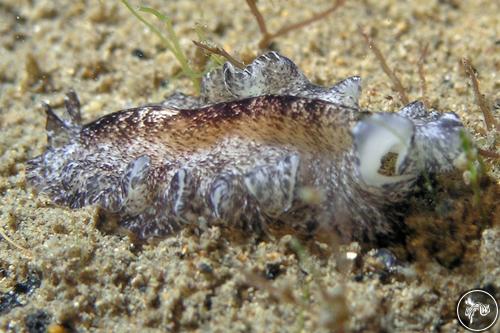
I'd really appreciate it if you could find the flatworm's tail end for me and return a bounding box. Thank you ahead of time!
[25,155,45,192]
[25,143,79,206]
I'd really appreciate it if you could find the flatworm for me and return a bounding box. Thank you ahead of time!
[27,52,465,242]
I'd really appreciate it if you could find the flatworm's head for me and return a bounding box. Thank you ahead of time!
[27,52,466,243]
[353,105,465,190]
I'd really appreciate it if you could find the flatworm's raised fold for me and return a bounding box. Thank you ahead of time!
[27,52,465,243]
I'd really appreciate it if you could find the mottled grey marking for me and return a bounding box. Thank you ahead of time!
[244,154,299,218]
[208,171,245,221]
[167,168,200,224]
[26,52,466,243]
[121,155,151,214]
[397,101,465,174]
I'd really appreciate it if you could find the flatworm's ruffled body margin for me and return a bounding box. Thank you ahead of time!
[27,52,465,242]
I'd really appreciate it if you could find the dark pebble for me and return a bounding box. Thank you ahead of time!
[0,271,42,315]
[0,291,22,314]
[132,48,148,60]
[25,310,51,333]
[353,274,364,282]
[198,262,213,274]
[374,248,399,272]
[480,283,497,298]
[265,263,281,280]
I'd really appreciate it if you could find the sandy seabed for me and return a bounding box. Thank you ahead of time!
[0,0,499,332]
